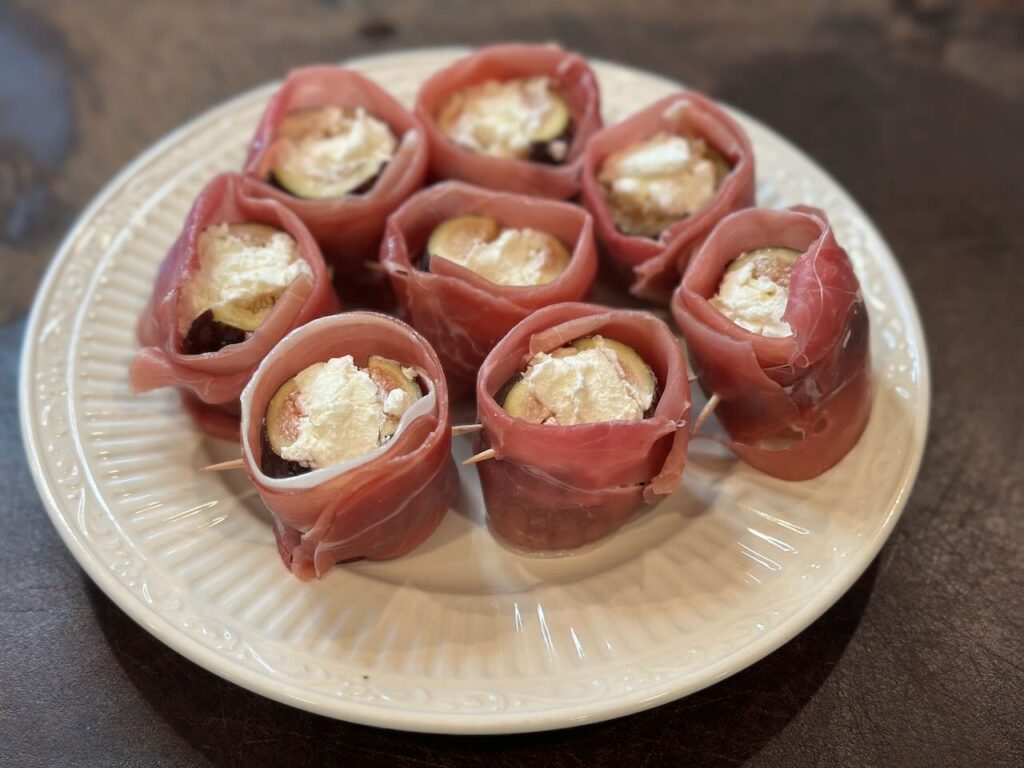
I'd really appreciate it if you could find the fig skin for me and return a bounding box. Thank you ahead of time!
[260,423,310,478]
[528,121,574,166]
[181,309,247,355]
[270,166,385,199]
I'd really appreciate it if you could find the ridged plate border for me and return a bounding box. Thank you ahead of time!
[19,48,929,734]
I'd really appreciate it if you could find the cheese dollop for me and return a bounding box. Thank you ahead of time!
[182,223,310,333]
[437,77,566,160]
[598,132,728,237]
[436,227,565,286]
[272,106,397,198]
[521,346,653,425]
[709,246,800,337]
[277,356,417,469]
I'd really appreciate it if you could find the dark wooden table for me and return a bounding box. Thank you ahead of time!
[2,1,1022,765]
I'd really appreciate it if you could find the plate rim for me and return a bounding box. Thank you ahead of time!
[19,45,931,734]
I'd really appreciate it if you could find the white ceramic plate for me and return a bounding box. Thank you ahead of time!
[20,48,929,734]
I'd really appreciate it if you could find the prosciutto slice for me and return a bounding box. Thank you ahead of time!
[240,313,459,579]
[242,65,429,304]
[581,92,755,303]
[474,302,691,550]
[131,172,339,440]
[414,43,602,199]
[671,206,871,480]
[380,181,599,400]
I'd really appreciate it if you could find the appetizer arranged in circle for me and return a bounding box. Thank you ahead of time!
[380,181,598,398]
[132,173,338,440]
[671,206,871,480]
[473,303,691,551]
[582,92,755,303]
[415,43,602,199]
[243,66,428,303]
[240,313,459,579]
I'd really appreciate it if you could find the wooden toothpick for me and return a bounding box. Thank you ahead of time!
[199,458,245,472]
[692,393,721,435]
[462,448,496,466]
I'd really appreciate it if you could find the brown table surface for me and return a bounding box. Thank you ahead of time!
[2,1,1022,765]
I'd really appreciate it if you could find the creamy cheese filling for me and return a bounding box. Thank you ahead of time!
[436,227,565,286]
[272,106,397,198]
[709,246,800,337]
[276,356,417,469]
[598,132,728,238]
[520,345,653,425]
[437,76,566,160]
[181,223,310,334]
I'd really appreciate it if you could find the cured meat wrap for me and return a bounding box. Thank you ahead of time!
[414,43,602,199]
[132,172,339,440]
[380,181,599,399]
[474,302,691,550]
[242,65,429,304]
[581,92,755,303]
[240,313,459,579]
[671,206,871,480]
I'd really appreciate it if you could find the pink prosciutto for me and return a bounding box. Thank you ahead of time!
[240,313,459,579]
[131,172,339,440]
[671,206,871,480]
[380,181,599,400]
[474,302,691,550]
[581,92,755,303]
[414,43,602,199]
[242,66,428,304]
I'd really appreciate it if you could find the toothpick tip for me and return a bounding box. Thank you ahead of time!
[462,448,496,466]
[199,458,245,473]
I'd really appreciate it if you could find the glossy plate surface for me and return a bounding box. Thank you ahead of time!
[20,48,928,734]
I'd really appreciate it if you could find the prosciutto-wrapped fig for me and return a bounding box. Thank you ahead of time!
[239,313,459,579]
[131,172,339,440]
[671,206,871,480]
[581,92,755,303]
[380,181,599,399]
[473,302,691,550]
[242,66,429,304]
[414,43,602,199]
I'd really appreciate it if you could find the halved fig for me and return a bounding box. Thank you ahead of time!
[532,92,571,143]
[210,293,279,333]
[181,309,247,355]
[182,222,303,348]
[501,375,548,422]
[427,215,501,266]
[426,215,570,285]
[502,229,571,284]
[571,336,658,408]
[529,122,573,166]
[270,106,397,199]
[262,377,310,478]
[264,377,301,457]
[437,78,573,163]
[367,355,423,438]
[598,134,734,238]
